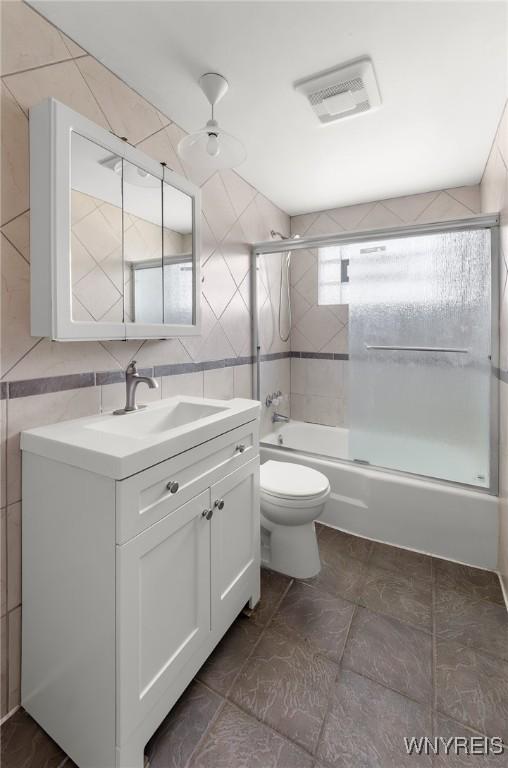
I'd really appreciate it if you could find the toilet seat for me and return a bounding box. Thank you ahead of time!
[260,460,330,501]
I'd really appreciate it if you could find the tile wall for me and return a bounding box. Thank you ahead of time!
[480,98,508,598]
[256,246,291,436]
[289,185,482,427]
[0,0,290,719]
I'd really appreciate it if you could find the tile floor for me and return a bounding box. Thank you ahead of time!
[2,523,508,768]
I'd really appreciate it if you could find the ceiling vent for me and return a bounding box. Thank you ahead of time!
[295,57,381,125]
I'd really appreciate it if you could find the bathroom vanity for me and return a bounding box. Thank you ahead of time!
[21,396,261,768]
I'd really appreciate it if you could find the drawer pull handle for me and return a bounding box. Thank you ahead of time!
[214,499,225,510]
[166,480,179,494]
[202,508,213,521]
[235,444,246,453]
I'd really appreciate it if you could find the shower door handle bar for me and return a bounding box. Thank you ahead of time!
[364,345,469,353]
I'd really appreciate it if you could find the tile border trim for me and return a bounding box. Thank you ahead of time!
[7,372,95,399]
[3,357,255,399]
[3,355,504,399]
[290,351,349,360]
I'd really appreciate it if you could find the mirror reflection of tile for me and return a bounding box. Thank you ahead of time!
[71,190,193,324]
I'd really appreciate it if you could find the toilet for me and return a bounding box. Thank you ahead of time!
[259,460,330,579]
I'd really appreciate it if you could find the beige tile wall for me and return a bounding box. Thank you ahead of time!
[0,0,290,718]
[480,99,508,598]
[257,243,291,435]
[289,185,482,427]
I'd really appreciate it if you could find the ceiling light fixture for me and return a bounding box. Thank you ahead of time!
[178,73,246,170]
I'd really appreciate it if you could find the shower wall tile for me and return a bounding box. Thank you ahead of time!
[480,97,508,602]
[259,359,290,436]
[291,394,345,429]
[233,363,253,399]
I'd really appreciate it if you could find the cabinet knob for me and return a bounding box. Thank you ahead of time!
[214,499,225,510]
[166,480,179,494]
[202,508,213,520]
[235,444,246,453]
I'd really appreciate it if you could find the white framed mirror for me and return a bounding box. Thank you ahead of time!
[30,98,201,341]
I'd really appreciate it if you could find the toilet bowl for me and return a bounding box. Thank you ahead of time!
[260,460,330,579]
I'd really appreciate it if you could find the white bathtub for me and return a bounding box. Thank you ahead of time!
[261,420,499,570]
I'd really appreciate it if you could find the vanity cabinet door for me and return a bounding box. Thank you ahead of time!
[210,458,260,630]
[116,489,211,743]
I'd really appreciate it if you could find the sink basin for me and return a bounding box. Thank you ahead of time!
[88,401,227,438]
[20,395,260,479]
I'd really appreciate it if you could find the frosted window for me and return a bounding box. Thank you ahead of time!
[133,259,193,325]
[163,260,193,325]
[132,265,162,324]
[347,229,492,488]
[318,246,349,305]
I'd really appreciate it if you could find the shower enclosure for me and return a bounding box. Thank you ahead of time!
[253,214,499,494]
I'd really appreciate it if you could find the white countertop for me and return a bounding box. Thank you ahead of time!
[21,396,260,479]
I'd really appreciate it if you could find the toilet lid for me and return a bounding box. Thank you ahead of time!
[260,460,329,499]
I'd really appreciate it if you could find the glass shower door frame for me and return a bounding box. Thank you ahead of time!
[252,214,500,495]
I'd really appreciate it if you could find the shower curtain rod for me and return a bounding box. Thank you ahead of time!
[252,213,499,256]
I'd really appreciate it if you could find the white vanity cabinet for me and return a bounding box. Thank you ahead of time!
[21,397,260,768]
[117,458,259,747]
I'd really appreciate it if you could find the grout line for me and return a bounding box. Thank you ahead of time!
[73,56,115,134]
[339,656,433,709]
[413,190,441,222]
[1,338,44,382]
[177,684,228,768]
[432,624,508,665]
[1,54,88,82]
[445,188,479,216]
[224,682,320,760]
[221,696,317,760]
[221,175,259,229]
[222,575,294,698]
[0,229,29,268]
[0,209,30,230]
[479,98,508,185]
[432,706,508,747]
[134,121,174,150]
[313,604,358,759]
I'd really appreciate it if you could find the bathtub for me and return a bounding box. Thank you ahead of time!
[261,420,499,570]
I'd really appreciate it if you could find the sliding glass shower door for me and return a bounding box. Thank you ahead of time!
[347,227,493,488]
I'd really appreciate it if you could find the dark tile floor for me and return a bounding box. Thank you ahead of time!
[2,524,508,768]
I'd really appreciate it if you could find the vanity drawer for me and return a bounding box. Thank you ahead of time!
[116,420,258,543]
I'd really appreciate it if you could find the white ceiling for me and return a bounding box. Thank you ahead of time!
[31,1,507,215]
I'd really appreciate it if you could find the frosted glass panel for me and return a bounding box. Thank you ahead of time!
[348,229,492,487]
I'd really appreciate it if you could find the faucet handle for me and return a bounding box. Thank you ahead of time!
[126,360,138,374]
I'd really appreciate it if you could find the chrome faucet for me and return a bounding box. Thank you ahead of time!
[113,360,158,415]
[272,412,289,424]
